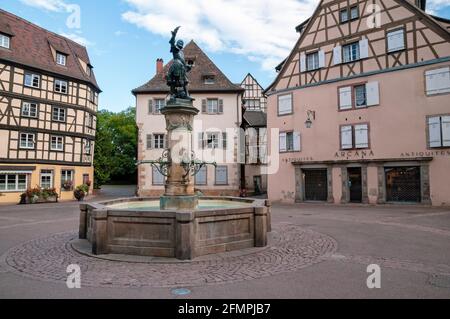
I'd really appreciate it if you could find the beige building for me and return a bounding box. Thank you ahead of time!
[266,0,450,206]
[0,10,100,203]
[133,41,245,196]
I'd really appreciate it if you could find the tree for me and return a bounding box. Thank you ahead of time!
[93,107,137,188]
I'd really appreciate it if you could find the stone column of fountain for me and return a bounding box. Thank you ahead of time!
[159,98,199,210]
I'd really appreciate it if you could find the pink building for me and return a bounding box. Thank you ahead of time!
[266,0,450,206]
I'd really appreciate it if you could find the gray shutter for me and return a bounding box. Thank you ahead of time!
[359,38,369,59]
[354,124,369,148]
[366,81,380,106]
[428,117,442,147]
[198,132,204,149]
[341,126,353,149]
[333,46,342,65]
[148,100,153,114]
[300,54,306,72]
[318,50,325,68]
[146,134,153,149]
[222,132,227,149]
[218,99,224,114]
[442,116,450,147]
[202,100,207,113]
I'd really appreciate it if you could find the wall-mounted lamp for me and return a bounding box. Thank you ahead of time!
[305,110,316,128]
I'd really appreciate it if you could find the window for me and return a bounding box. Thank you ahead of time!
[341,124,369,150]
[87,114,94,128]
[20,133,35,149]
[279,131,301,152]
[204,75,215,84]
[52,107,66,122]
[206,132,220,149]
[0,34,10,49]
[54,79,68,94]
[244,99,260,110]
[84,139,92,154]
[207,99,218,113]
[339,82,379,110]
[343,42,360,63]
[21,102,38,118]
[195,166,207,185]
[306,52,319,71]
[154,99,165,114]
[61,170,74,189]
[215,166,228,185]
[88,87,94,102]
[40,170,53,189]
[0,174,27,192]
[24,73,40,88]
[425,67,450,95]
[278,94,293,116]
[350,6,359,20]
[50,136,64,151]
[340,9,349,23]
[354,85,367,107]
[56,52,67,66]
[387,29,405,53]
[428,116,450,148]
[154,134,165,149]
[152,167,165,185]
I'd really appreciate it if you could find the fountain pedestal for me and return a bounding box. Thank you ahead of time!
[160,98,199,210]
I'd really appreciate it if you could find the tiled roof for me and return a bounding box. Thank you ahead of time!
[243,110,267,127]
[132,40,243,95]
[0,9,100,91]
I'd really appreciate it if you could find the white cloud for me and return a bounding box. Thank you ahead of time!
[19,0,69,12]
[122,0,317,71]
[59,32,92,46]
[427,0,450,14]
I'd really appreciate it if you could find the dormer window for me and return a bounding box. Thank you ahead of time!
[204,75,215,85]
[0,34,10,49]
[56,52,67,66]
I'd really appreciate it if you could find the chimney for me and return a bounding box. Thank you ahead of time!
[156,58,164,74]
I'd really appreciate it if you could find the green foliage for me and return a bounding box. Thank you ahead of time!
[94,107,137,188]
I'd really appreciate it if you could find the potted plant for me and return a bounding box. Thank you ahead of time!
[62,180,73,191]
[20,187,59,204]
[74,184,89,201]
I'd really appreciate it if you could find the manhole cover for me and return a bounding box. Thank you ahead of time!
[171,288,192,296]
[428,274,450,288]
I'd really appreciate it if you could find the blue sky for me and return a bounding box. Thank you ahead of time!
[2,0,450,113]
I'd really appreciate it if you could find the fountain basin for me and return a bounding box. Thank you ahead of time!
[79,197,271,260]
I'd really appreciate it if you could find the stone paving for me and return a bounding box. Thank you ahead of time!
[0,223,337,288]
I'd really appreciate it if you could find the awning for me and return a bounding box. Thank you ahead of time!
[0,171,33,174]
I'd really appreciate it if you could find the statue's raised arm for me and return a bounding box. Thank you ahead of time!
[170,26,181,53]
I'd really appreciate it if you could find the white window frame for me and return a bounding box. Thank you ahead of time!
[84,139,92,155]
[21,102,38,118]
[354,85,367,108]
[154,99,165,114]
[343,42,360,63]
[40,170,54,189]
[340,124,369,150]
[61,170,74,189]
[306,51,320,71]
[24,73,40,88]
[54,79,68,94]
[0,174,28,192]
[206,132,220,149]
[50,136,64,151]
[278,94,293,116]
[425,67,450,96]
[428,115,450,148]
[153,134,165,149]
[0,33,11,49]
[19,133,35,149]
[52,107,66,122]
[207,99,219,113]
[56,52,67,66]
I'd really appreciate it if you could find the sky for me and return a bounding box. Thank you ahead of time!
[1,0,450,113]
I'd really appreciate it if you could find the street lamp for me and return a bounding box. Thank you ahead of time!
[305,110,316,128]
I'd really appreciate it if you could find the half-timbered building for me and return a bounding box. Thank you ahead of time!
[0,10,100,203]
[240,73,268,195]
[133,41,244,196]
[265,0,450,205]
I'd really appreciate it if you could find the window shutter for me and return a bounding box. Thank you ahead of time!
[198,132,204,149]
[259,128,267,164]
[387,29,404,52]
[318,50,325,68]
[425,67,450,95]
[428,117,442,148]
[339,87,352,110]
[218,99,224,114]
[442,116,450,147]
[333,46,342,65]
[148,100,153,114]
[202,100,207,113]
[279,132,287,152]
[354,124,369,148]
[359,38,369,59]
[341,126,353,149]
[146,134,153,150]
[366,81,380,106]
[278,94,292,115]
[222,132,227,149]
[300,54,306,72]
[293,132,301,151]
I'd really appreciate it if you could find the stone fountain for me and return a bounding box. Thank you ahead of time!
[77,27,270,260]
